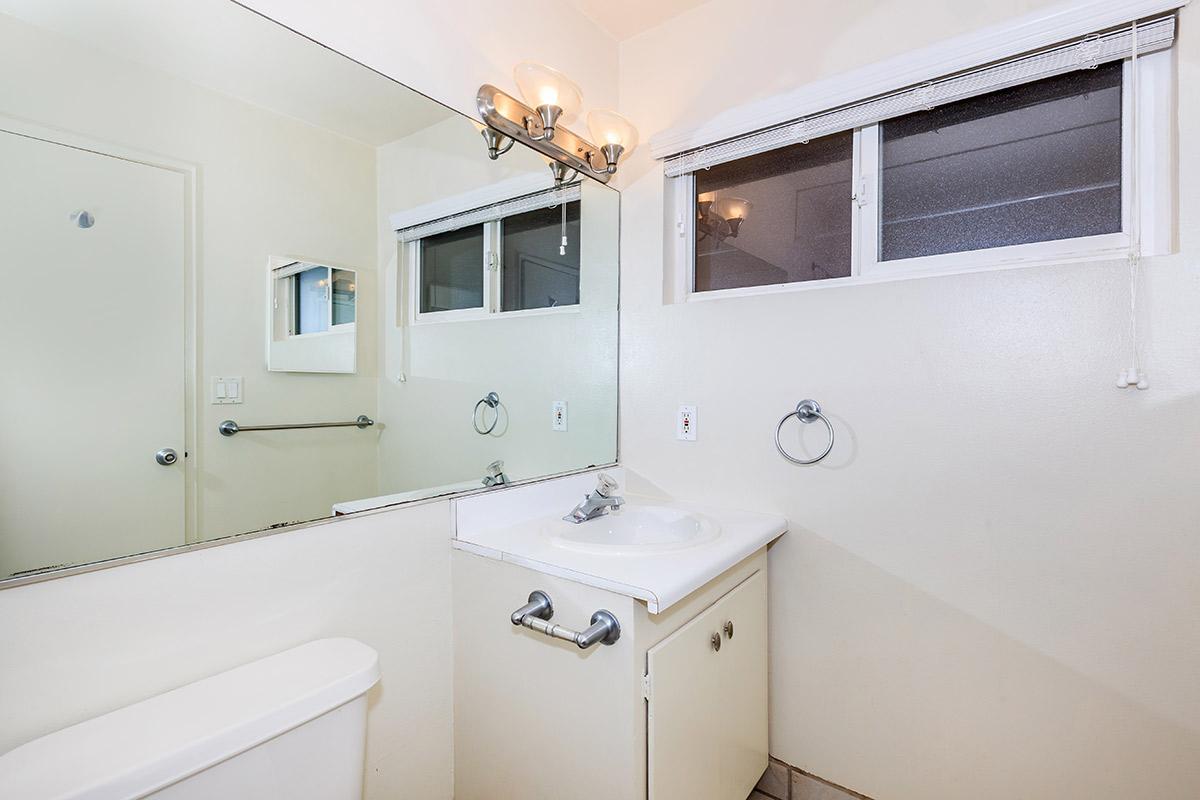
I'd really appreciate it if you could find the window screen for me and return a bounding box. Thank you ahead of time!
[419,225,485,313]
[880,61,1123,261]
[693,131,854,292]
[501,201,581,311]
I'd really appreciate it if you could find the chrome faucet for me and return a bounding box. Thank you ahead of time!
[482,460,509,487]
[563,473,625,524]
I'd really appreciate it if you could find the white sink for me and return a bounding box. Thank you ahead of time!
[548,505,720,555]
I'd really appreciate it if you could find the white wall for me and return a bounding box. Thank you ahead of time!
[375,120,620,492]
[0,13,380,545]
[617,1,1200,798]
[0,502,453,799]
[240,0,619,121]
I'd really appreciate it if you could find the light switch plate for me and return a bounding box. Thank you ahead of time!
[212,376,243,405]
[677,404,697,441]
[551,400,568,431]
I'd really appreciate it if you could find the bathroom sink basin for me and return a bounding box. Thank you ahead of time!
[548,505,719,555]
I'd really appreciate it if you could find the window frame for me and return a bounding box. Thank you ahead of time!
[668,53,1173,303]
[408,206,584,325]
[409,222,496,324]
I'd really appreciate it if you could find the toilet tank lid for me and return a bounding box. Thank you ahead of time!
[0,637,380,800]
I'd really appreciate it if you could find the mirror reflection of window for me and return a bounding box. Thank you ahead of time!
[693,132,854,292]
[293,266,331,335]
[332,269,357,326]
[501,201,581,311]
[419,225,485,312]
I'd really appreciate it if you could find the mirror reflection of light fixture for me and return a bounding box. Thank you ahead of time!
[698,195,753,242]
[476,63,638,184]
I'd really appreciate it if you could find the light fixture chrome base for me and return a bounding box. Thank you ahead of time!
[477,84,612,183]
[525,104,563,141]
[548,162,580,187]
[479,126,514,160]
[588,142,624,174]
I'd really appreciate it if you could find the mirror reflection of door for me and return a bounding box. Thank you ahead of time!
[0,131,187,577]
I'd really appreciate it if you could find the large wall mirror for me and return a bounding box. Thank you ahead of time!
[0,0,619,582]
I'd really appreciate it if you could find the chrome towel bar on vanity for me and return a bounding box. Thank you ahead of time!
[510,590,621,649]
[774,398,835,465]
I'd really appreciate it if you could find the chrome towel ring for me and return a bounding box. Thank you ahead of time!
[473,391,501,435]
[774,399,834,465]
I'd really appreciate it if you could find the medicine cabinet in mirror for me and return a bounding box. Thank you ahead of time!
[0,0,619,584]
[268,258,359,373]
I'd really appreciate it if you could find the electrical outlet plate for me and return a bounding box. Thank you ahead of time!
[677,404,697,441]
[552,400,567,431]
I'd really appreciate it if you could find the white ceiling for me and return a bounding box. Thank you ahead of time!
[0,0,455,145]
[568,0,711,40]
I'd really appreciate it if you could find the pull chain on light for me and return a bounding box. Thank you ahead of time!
[560,200,568,256]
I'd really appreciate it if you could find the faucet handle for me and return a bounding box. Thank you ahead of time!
[594,472,619,497]
[487,459,504,474]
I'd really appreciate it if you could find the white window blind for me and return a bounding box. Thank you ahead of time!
[396,183,581,242]
[662,15,1175,177]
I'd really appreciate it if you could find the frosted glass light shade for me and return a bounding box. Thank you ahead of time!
[513,62,582,118]
[587,109,639,155]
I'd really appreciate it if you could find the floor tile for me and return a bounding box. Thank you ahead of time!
[792,770,861,800]
[755,759,790,799]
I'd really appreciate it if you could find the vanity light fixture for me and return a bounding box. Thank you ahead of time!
[476,62,638,183]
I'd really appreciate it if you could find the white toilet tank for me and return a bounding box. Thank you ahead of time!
[0,638,380,800]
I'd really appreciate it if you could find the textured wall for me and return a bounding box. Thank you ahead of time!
[616,1,1200,798]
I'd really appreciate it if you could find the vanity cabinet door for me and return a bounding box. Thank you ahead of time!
[647,570,768,800]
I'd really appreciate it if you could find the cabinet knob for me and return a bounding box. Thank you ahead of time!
[711,632,721,652]
[724,620,734,639]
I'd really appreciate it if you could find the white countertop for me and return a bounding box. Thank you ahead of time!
[332,478,482,515]
[451,471,786,613]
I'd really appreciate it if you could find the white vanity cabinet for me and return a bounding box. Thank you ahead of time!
[647,570,767,800]
[452,547,769,800]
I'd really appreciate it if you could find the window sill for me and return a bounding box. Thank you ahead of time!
[282,324,357,340]
[410,304,582,326]
[681,242,1142,305]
